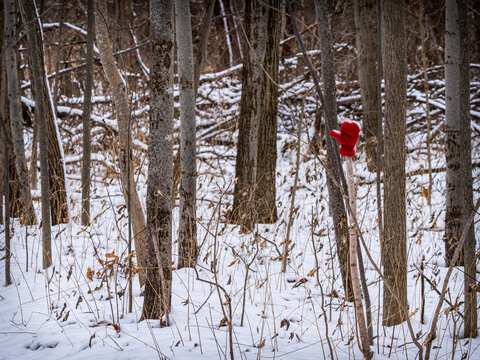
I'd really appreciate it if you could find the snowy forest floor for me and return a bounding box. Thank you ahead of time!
[1,56,480,359]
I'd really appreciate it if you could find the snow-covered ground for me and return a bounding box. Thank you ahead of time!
[1,64,480,359]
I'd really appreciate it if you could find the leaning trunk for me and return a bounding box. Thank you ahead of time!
[20,0,52,268]
[314,0,353,301]
[20,0,69,225]
[81,0,94,225]
[94,0,147,285]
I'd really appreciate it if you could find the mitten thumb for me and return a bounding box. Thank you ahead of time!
[329,130,344,143]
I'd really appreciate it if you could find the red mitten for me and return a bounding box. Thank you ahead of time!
[329,121,360,157]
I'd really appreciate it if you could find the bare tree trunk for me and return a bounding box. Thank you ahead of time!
[175,0,198,269]
[353,0,379,172]
[0,0,4,225]
[444,0,469,268]
[1,117,11,285]
[20,0,52,269]
[346,158,371,358]
[1,22,22,220]
[419,0,432,206]
[81,0,94,226]
[445,0,477,338]
[142,0,174,320]
[232,0,267,233]
[255,0,281,224]
[381,0,407,327]
[52,0,66,109]
[172,0,215,206]
[230,0,243,60]
[313,0,353,301]
[4,0,37,225]
[20,0,69,225]
[29,122,38,190]
[219,0,233,68]
[94,0,147,285]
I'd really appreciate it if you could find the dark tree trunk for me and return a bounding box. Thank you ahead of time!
[354,0,379,172]
[232,0,267,232]
[382,0,408,327]
[1,64,22,219]
[255,0,281,224]
[81,0,94,226]
[0,4,22,220]
[142,0,174,321]
[445,0,477,338]
[4,0,37,225]
[313,0,353,301]
[20,0,52,269]
[20,0,69,225]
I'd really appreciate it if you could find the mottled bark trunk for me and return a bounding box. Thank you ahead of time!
[232,0,267,233]
[255,0,280,224]
[381,0,407,327]
[175,0,198,269]
[444,0,465,267]
[94,0,147,285]
[81,0,94,226]
[20,0,52,268]
[142,0,174,320]
[445,0,477,338]
[313,0,352,301]
[354,0,379,172]
[20,0,69,225]
[4,0,37,226]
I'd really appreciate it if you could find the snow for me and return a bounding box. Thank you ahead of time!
[2,56,480,360]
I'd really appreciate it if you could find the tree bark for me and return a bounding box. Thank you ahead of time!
[353,0,379,172]
[20,0,69,225]
[175,0,198,269]
[381,0,408,327]
[445,0,477,338]
[313,0,353,301]
[255,0,281,224]
[444,0,466,267]
[172,0,215,207]
[20,0,52,268]
[94,0,147,285]
[142,0,174,321]
[81,0,94,226]
[0,2,22,220]
[193,0,215,98]
[232,0,267,233]
[1,114,11,285]
[4,0,37,225]
[346,158,371,358]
